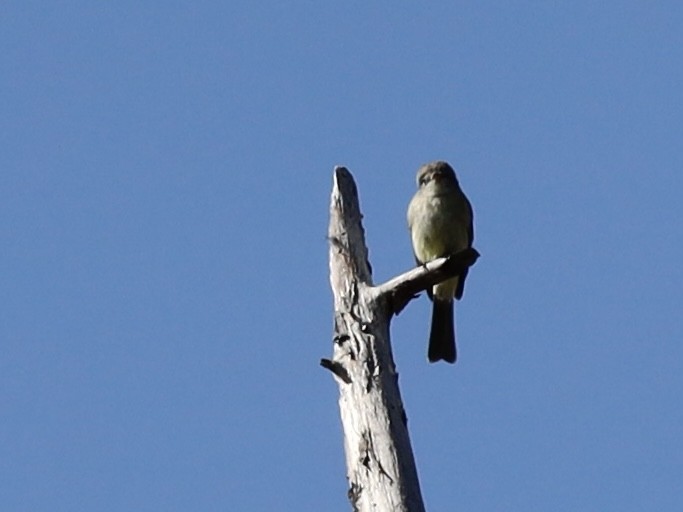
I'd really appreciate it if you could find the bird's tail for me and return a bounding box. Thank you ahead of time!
[428,299,456,363]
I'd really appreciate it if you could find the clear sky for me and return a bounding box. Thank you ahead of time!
[2,1,682,511]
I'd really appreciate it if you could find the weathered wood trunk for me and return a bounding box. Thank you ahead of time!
[323,167,479,511]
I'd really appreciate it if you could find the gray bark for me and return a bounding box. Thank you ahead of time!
[323,167,479,512]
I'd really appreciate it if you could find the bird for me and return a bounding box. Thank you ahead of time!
[407,161,474,363]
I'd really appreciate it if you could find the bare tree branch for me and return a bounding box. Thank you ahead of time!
[375,248,480,315]
[326,166,480,510]
[326,166,427,512]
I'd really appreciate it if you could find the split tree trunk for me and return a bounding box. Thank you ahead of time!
[322,167,479,512]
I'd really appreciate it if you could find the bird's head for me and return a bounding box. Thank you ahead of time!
[416,161,458,190]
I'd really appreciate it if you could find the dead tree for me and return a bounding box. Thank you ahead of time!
[321,167,479,512]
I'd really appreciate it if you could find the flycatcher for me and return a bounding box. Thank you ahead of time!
[407,161,474,363]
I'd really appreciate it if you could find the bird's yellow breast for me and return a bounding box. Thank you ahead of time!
[408,192,469,263]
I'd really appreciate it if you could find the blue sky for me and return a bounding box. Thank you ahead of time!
[2,1,682,510]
